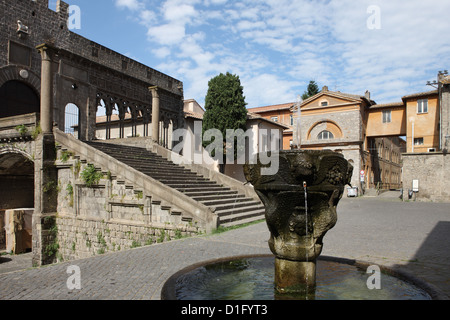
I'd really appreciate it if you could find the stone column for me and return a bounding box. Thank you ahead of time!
[34,44,58,267]
[36,44,55,134]
[149,86,160,144]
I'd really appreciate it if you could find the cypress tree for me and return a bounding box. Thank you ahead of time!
[202,72,248,171]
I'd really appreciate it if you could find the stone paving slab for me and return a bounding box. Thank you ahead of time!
[0,197,449,300]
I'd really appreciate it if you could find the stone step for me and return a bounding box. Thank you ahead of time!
[191,194,246,202]
[176,186,231,193]
[86,141,265,228]
[215,204,266,217]
[158,177,208,184]
[139,168,195,176]
[200,197,257,207]
[208,201,262,213]
[125,164,187,173]
[153,175,205,181]
[165,182,220,189]
[219,211,266,228]
[183,190,240,197]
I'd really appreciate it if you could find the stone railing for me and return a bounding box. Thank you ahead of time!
[0,113,40,141]
[53,129,219,232]
[96,136,262,203]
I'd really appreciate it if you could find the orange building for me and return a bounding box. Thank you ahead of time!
[249,87,405,191]
[402,90,440,153]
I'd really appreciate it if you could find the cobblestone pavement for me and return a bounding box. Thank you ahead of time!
[0,197,449,300]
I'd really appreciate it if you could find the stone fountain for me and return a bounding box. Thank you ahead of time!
[243,97,353,295]
[161,98,435,301]
[243,149,353,295]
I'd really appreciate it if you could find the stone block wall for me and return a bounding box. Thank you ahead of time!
[53,152,202,262]
[56,216,198,262]
[402,152,450,202]
[302,109,363,144]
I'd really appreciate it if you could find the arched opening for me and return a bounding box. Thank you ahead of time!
[0,151,35,253]
[0,80,39,119]
[307,120,343,141]
[65,103,79,139]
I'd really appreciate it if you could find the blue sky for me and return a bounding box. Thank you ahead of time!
[51,0,450,108]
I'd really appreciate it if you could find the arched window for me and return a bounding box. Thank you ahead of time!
[65,103,79,139]
[318,130,334,140]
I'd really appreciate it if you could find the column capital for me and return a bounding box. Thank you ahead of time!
[149,86,159,96]
[36,43,57,61]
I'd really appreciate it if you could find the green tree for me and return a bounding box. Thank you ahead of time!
[203,72,248,172]
[301,80,320,100]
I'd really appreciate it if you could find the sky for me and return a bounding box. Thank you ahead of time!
[51,0,450,109]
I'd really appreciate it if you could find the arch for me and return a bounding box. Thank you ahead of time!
[64,103,80,139]
[0,148,35,206]
[307,120,343,141]
[0,66,41,95]
[0,80,40,119]
[0,146,35,252]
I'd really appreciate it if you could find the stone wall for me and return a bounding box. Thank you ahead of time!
[302,109,363,144]
[0,0,182,93]
[402,152,450,202]
[53,152,202,262]
[1,0,185,141]
[0,210,5,250]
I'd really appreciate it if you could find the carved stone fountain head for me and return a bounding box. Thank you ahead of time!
[244,150,353,295]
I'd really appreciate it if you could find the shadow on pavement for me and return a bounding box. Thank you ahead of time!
[0,256,12,264]
[394,221,450,300]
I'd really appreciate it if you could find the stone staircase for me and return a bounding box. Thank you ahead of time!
[85,141,266,228]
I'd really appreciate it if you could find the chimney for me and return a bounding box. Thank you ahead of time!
[322,86,328,92]
[365,90,371,100]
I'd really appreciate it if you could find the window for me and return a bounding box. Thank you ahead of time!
[65,103,79,139]
[382,110,392,123]
[321,101,328,107]
[290,115,294,126]
[271,116,278,123]
[418,99,428,114]
[318,130,334,140]
[414,138,424,146]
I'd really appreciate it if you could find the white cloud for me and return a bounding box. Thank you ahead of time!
[147,23,186,46]
[152,47,171,59]
[115,0,143,11]
[113,0,450,107]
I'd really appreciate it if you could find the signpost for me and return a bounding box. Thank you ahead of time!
[360,170,365,182]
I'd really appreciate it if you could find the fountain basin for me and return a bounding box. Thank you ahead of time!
[161,255,440,300]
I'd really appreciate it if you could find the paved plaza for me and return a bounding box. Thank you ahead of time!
[0,196,449,300]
